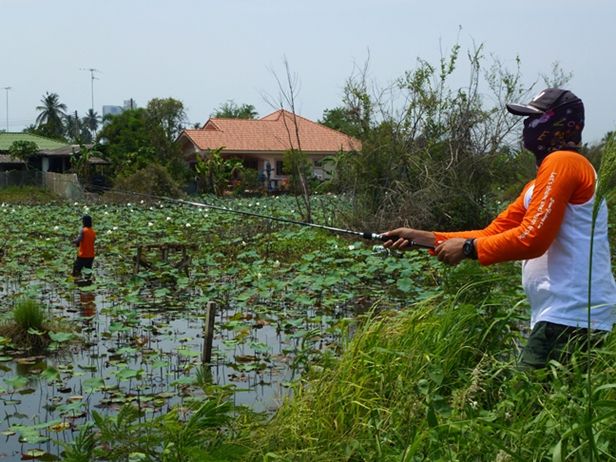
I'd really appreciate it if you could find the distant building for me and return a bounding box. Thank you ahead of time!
[102,99,138,124]
[0,133,108,173]
[102,105,123,120]
[123,99,137,110]
[176,109,361,190]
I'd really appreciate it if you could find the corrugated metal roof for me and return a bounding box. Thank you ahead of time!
[0,133,69,151]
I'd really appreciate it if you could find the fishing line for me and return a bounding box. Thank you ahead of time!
[92,185,434,249]
[0,174,433,249]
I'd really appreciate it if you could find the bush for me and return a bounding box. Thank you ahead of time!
[12,297,45,331]
[109,164,183,199]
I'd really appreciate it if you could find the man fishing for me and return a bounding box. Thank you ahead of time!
[382,88,616,368]
[72,214,96,280]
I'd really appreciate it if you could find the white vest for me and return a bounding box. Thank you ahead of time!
[522,184,616,330]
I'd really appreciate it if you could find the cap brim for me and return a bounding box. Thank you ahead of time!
[506,103,544,116]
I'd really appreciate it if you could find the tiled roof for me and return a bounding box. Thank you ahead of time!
[0,133,69,151]
[180,109,361,153]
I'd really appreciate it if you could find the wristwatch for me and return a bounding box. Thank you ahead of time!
[463,238,477,260]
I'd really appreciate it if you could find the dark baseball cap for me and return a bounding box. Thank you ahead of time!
[506,88,582,116]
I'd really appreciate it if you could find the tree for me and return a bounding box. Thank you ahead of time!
[145,98,188,178]
[98,108,154,176]
[65,111,83,144]
[211,101,258,119]
[82,109,101,136]
[330,43,547,231]
[98,98,190,183]
[35,92,67,140]
[266,57,312,222]
[194,148,244,196]
[8,140,38,168]
[70,144,102,181]
[319,107,363,138]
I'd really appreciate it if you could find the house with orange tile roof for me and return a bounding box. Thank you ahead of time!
[176,109,361,190]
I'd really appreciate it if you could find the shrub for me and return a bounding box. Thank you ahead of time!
[12,297,45,331]
[109,164,183,199]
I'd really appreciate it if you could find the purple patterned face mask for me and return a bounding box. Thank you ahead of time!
[522,101,584,166]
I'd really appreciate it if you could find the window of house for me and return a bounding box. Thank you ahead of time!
[243,158,258,170]
[276,160,287,175]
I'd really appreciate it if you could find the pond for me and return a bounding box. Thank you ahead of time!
[0,198,437,460]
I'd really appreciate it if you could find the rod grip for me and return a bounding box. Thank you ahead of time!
[377,233,398,242]
[369,232,434,249]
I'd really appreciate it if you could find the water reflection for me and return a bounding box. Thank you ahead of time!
[79,291,96,318]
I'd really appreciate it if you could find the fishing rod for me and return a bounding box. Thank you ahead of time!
[94,186,435,250]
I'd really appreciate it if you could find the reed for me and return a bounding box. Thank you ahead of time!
[12,297,45,331]
[245,270,616,461]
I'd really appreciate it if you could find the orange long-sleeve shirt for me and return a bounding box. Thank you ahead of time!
[434,150,596,265]
[76,227,96,258]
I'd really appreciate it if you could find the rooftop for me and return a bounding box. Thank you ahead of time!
[180,109,361,153]
[0,133,69,151]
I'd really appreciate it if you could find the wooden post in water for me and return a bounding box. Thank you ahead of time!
[202,301,216,364]
[134,246,142,275]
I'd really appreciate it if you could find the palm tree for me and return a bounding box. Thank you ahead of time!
[82,108,101,135]
[65,111,82,143]
[35,92,67,139]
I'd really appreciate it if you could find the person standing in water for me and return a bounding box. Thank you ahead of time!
[72,214,96,279]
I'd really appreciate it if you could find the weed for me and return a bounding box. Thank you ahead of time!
[12,297,45,331]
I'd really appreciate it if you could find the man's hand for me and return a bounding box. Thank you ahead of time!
[434,238,466,265]
[381,228,435,250]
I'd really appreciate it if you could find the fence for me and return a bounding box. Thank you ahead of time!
[0,170,84,201]
[0,170,42,188]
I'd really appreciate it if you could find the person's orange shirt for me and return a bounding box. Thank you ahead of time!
[434,150,596,265]
[78,227,96,258]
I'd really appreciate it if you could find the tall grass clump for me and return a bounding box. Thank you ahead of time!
[244,267,616,461]
[583,132,616,461]
[12,297,45,331]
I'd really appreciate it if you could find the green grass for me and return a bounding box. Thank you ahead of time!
[0,186,60,203]
[12,297,45,331]
[241,273,616,461]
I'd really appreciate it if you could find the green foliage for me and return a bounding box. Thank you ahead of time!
[90,406,157,460]
[330,44,547,231]
[65,400,238,461]
[145,98,188,178]
[283,148,312,195]
[246,276,616,461]
[99,108,153,175]
[83,108,101,135]
[159,399,233,461]
[12,297,45,331]
[71,144,102,181]
[112,163,183,198]
[319,107,363,138]
[8,140,38,165]
[0,186,59,203]
[194,147,244,196]
[59,424,96,462]
[98,98,189,182]
[35,91,67,140]
[212,100,258,119]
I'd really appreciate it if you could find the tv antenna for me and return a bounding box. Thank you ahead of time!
[2,86,11,132]
[80,68,101,112]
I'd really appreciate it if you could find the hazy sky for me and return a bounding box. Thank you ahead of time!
[2,0,615,143]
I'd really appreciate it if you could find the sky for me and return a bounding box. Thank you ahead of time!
[2,0,615,143]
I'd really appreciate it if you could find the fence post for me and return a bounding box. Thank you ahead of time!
[202,301,216,364]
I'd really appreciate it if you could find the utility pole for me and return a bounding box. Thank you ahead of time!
[79,68,101,112]
[2,86,11,132]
